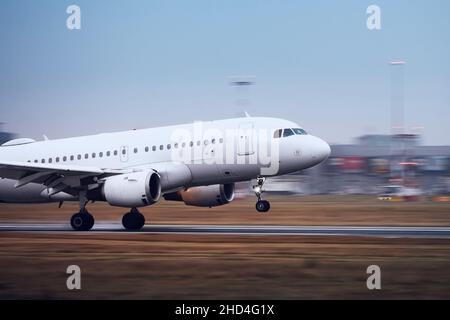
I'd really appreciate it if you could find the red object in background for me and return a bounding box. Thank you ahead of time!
[340,157,366,172]
[403,195,419,202]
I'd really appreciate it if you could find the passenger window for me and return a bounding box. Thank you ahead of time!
[283,128,295,137]
[77,155,81,160]
[152,146,156,151]
[70,155,74,161]
[85,154,89,159]
[49,158,52,163]
[204,140,209,146]
[160,145,164,150]
[174,143,178,149]
[92,153,96,158]
[219,138,224,143]
[106,151,110,157]
[42,159,45,163]
[273,129,282,138]
[189,141,193,147]
[114,150,118,156]
[34,160,38,163]
[182,142,186,148]
[145,147,149,152]
[197,141,201,146]
[56,157,60,163]
[167,144,171,150]
[99,152,103,158]
[63,156,67,162]
[122,149,126,155]
[134,148,138,153]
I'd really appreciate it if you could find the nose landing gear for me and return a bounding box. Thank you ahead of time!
[256,200,271,212]
[253,177,271,213]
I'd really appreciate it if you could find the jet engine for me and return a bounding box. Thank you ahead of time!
[101,170,161,208]
[164,183,235,207]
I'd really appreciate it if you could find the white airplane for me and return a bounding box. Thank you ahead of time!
[0,116,330,231]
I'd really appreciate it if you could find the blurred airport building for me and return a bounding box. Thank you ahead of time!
[265,134,450,196]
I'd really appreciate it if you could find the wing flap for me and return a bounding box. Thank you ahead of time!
[14,171,51,188]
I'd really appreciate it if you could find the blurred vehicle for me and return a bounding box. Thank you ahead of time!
[377,185,421,201]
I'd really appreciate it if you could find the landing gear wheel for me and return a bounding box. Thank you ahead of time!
[70,211,95,231]
[122,209,145,231]
[256,200,271,213]
[253,177,271,213]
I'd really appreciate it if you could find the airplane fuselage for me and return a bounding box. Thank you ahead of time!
[0,117,330,204]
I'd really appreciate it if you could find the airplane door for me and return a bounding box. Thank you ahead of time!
[237,122,254,156]
[120,146,129,162]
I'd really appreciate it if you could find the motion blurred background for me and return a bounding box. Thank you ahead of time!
[1,1,450,300]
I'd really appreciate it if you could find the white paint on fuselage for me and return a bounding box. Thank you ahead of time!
[0,117,330,203]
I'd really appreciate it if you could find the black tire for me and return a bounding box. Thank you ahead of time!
[85,213,95,230]
[70,212,95,231]
[122,212,145,230]
[256,200,271,213]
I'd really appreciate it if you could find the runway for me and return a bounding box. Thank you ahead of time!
[1,223,450,238]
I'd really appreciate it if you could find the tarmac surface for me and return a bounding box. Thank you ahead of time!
[2,223,450,238]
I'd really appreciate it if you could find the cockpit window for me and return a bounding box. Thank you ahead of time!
[283,128,295,137]
[292,128,308,135]
[274,128,305,138]
[273,129,282,138]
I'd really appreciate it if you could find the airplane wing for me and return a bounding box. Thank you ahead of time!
[0,160,124,195]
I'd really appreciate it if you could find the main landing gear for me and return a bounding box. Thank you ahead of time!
[70,207,145,231]
[122,208,145,231]
[253,177,271,213]
[70,194,95,231]
[70,210,95,231]
[69,193,145,231]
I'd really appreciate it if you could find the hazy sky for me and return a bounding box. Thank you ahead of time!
[1,0,449,145]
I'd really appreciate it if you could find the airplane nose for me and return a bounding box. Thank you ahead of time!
[319,138,331,161]
[311,136,331,164]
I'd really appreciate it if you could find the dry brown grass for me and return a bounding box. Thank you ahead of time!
[1,195,450,226]
[1,233,450,299]
[1,196,450,299]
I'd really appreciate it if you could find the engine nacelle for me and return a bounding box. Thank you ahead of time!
[164,183,235,207]
[102,170,161,208]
